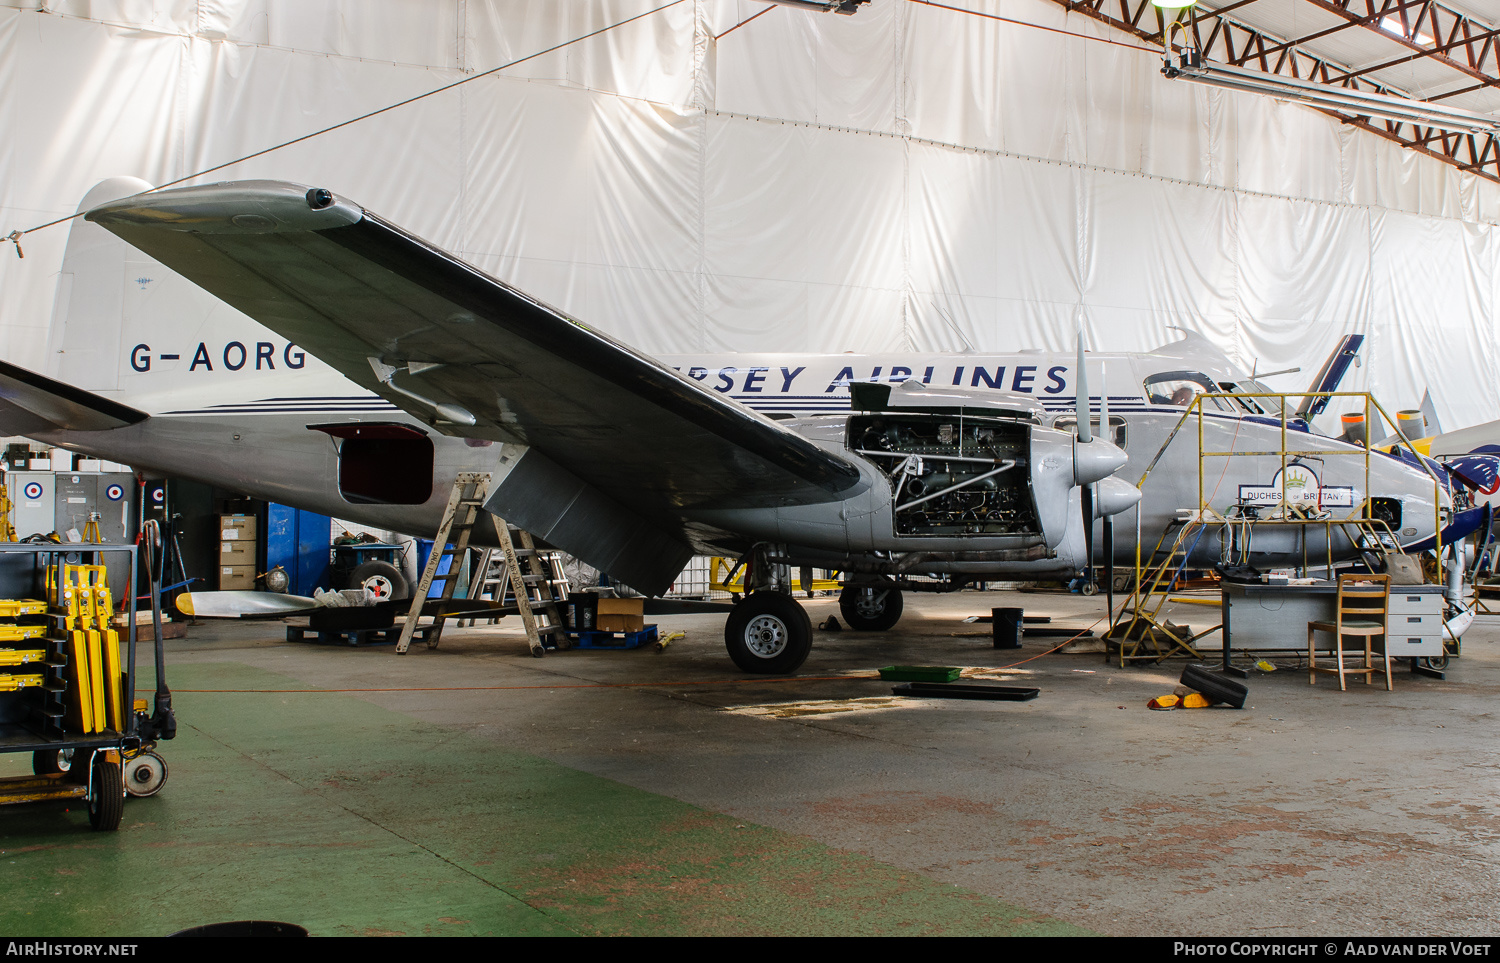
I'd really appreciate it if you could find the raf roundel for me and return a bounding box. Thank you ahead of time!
[22,482,42,500]
[105,484,125,501]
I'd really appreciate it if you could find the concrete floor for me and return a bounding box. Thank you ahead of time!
[3,587,1498,936]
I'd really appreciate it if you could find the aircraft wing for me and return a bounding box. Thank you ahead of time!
[87,181,866,594]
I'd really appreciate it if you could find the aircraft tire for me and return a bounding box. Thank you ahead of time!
[350,561,409,601]
[838,585,904,632]
[725,592,812,674]
[87,756,124,832]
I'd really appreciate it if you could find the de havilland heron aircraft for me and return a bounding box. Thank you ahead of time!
[0,177,1475,673]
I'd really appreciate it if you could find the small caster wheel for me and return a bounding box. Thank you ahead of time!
[123,751,168,798]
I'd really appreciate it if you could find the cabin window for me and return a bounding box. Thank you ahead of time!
[1143,372,1227,411]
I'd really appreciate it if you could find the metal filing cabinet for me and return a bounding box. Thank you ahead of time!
[10,471,56,539]
[9,472,137,595]
[54,473,135,544]
[1383,587,1445,658]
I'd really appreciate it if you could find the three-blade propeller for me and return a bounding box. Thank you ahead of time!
[1073,332,1139,624]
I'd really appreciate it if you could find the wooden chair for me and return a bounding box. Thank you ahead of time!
[1308,573,1392,691]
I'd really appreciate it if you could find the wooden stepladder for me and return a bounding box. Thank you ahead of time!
[396,473,491,654]
[494,523,569,658]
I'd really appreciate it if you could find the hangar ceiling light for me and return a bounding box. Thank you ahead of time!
[1163,52,1500,135]
[764,0,868,13]
[1044,0,1500,182]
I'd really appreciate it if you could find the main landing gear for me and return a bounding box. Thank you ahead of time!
[722,545,814,675]
[721,548,907,675]
[838,583,904,631]
[724,592,812,674]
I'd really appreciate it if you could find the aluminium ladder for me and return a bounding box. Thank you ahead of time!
[395,473,492,654]
[491,523,569,657]
[461,536,570,630]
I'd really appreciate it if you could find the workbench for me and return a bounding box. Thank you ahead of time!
[1219,580,1447,679]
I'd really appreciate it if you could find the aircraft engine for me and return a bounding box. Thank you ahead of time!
[850,413,1041,537]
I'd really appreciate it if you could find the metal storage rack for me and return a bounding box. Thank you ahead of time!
[0,541,138,831]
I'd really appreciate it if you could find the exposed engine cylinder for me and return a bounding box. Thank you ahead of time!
[849,413,1040,537]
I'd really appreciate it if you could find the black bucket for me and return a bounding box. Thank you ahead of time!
[992,607,1023,649]
[171,921,308,937]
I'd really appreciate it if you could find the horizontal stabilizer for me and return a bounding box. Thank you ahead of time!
[0,360,147,435]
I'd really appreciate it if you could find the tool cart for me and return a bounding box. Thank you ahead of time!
[0,521,176,831]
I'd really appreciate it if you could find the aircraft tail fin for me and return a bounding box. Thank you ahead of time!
[45,176,157,395]
[0,358,147,435]
[1420,389,1444,437]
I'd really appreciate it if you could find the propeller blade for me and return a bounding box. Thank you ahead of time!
[1075,329,1094,591]
[1082,483,1095,591]
[1098,358,1109,454]
[1103,514,1115,629]
[1098,356,1112,620]
[176,591,320,618]
[1075,330,1091,444]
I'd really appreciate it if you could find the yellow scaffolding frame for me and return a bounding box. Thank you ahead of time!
[1117,391,1446,660]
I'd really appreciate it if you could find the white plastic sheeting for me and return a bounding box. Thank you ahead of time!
[3,0,1500,432]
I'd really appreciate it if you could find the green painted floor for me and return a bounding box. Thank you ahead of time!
[0,663,1091,937]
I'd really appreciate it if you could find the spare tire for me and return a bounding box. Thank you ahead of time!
[350,560,409,602]
[1180,663,1248,709]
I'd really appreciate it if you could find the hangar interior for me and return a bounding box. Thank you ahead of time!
[1,0,1500,939]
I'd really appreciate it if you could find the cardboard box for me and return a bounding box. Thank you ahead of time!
[219,565,256,590]
[596,597,644,633]
[221,515,258,540]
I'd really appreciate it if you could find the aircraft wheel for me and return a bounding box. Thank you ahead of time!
[350,561,409,602]
[87,756,124,832]
[123,751,168,798]
[838,585,904,631]
[725,592,812,674]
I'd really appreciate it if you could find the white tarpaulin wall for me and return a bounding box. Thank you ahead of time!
[3,0,1500,430]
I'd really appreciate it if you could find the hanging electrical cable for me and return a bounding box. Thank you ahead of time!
[4,0,689,257]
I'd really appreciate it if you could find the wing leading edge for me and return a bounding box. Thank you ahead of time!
[86,182,866,593]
